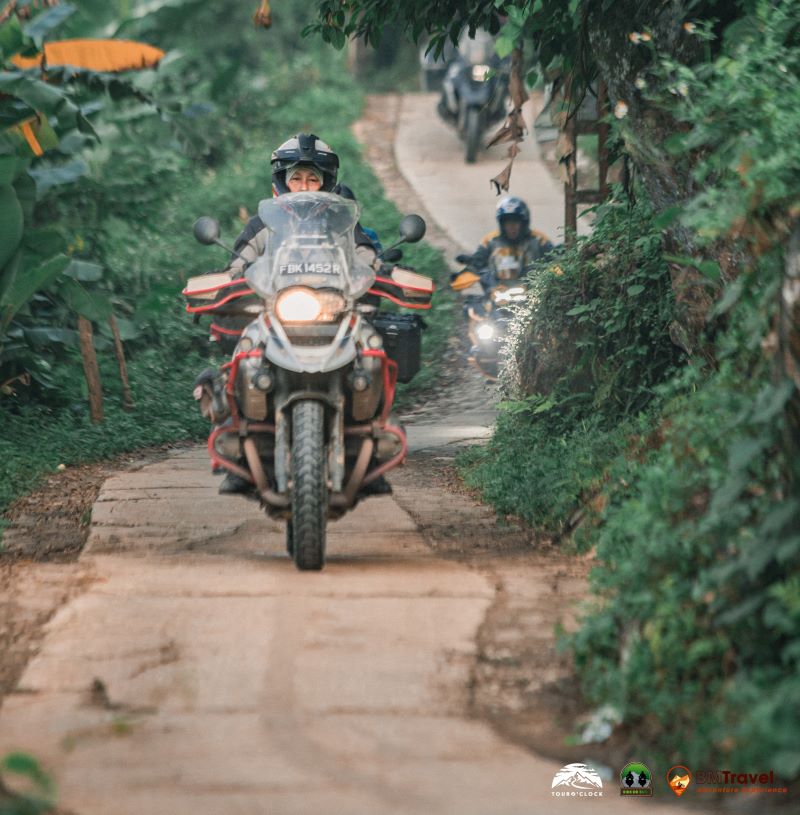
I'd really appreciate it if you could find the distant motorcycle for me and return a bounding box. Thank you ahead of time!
[451,252,529,380]
[183,192,434,570]
[433,30,509,163]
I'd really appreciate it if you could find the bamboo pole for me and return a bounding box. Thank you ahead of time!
[77,315,104,423]
[108,313,134,410]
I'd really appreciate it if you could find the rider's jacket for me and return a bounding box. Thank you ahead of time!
[469,228,554,290]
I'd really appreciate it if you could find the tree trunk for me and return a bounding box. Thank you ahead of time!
[78,315,104,423]
[586,0,720,356]
[780,224,800,478]
[108,314,134,411]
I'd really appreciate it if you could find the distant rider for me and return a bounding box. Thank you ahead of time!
[455,197,554,294]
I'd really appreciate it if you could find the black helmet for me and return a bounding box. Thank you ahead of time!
[270,133,339,195]
[496,196,530,242]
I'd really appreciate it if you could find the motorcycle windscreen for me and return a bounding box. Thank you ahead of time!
[247,192,375,299]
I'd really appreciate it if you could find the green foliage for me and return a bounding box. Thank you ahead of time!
[458,410,635,533]
[643,0,800,247]
[504,195,680,423]
[0,752,55,815]
[570,2,800,776]
[0,347,209,513]
[456,0,800,778]
[571,271,800,773]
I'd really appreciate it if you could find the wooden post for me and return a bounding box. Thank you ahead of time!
[564,114,578,243]
[563,81,610,245]
[108,314,134,411]
[77,315,104,423]
[597,82,610,201]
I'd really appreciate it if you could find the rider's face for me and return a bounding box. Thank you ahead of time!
[287,167,323,192]
[503,219,522,240]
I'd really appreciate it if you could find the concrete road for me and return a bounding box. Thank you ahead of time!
[394,93,565,252]
[0,450,703,815]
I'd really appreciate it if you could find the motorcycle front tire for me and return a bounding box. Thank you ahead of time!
[465,107,482,164]
[290,399,327,570]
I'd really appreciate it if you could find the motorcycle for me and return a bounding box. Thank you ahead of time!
[434,30,509,163]
[183,192,434,570]
[451,252,528,380]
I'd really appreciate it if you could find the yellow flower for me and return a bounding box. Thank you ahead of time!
[614,101,629,119]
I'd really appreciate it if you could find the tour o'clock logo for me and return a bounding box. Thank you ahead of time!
[667,765,692,797]
[551,763,604,797]
[620,762,653,796]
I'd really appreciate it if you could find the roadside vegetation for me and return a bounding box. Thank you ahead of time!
[463,2,800,777]
[311,0,800,779]
[0,0,449,521]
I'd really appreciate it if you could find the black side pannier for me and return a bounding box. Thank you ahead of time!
[371,313,424,384]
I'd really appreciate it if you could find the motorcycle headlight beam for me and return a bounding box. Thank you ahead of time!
[275,288,346,323]
[477,323,495,341]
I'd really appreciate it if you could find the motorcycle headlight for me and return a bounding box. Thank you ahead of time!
[275,288,346,322]
[477,323,495,341]
[471,64,491,82]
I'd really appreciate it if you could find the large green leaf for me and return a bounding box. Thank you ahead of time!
[0,15,28,60]
[23,3,77,48]
[0,246,22,314]
[13,169,37,223]
[0,71,96,137]
[1,253,69,328]
[0,155,26,186]
[58,276,112,321]
[21,326,80,348]
[64,259,103,282]
[0,184,24,270]
[21,227,66,260]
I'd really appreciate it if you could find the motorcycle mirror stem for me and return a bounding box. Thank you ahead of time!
[193,216,246,261]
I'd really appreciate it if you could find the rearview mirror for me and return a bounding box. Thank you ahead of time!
[193,216,220,246]
[398,214,426,244]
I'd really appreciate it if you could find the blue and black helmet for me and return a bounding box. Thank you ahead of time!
[496,196,530,241]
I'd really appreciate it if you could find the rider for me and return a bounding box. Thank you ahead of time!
[452,196,554,294]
